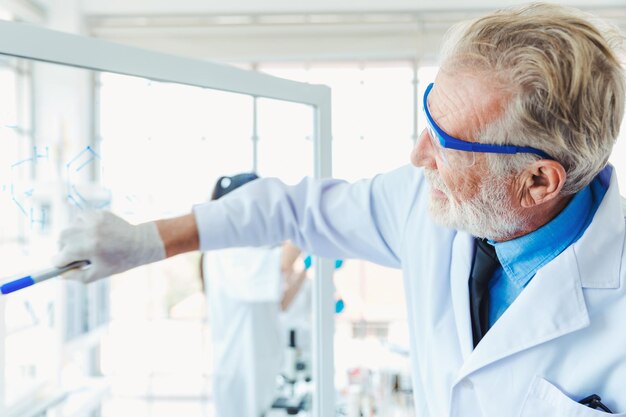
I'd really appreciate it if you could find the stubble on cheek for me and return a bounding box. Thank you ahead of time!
[424,168,477,207]
[444,171,482,205]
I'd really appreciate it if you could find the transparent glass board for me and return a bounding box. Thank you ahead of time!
[99,72,255,219]
[0,54,317,416]
[97,71,315,416]
[0,58,110,411]
[257,97,314,184]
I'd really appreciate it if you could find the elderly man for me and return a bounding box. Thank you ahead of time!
[56,3,626,416]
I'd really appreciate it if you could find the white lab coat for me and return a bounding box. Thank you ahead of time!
[195,164,626,417]
[203,246,283,417]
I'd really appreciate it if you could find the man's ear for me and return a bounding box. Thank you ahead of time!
[517,160,566,208]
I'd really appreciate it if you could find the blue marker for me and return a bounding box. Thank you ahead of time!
[1,260,91,295]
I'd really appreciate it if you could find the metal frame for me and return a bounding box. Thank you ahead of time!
[0,20,334,417]
[0,295,4,416]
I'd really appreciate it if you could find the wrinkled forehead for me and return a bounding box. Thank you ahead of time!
[429,69,511,142]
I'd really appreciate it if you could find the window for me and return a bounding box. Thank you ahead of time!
[259,61,417,415]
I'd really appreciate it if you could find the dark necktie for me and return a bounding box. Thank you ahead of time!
[469,238,500,347]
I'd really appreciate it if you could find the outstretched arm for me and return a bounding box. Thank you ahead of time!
[155,213,200,258]
[55,165,419,283]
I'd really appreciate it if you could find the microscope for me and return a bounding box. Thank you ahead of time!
[271,329,311,415]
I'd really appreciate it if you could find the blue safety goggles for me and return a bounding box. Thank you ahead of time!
[423,82,554,167]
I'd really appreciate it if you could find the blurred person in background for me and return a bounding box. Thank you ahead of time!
[200,173,307,417]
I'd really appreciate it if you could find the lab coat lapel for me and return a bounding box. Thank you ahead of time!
[449,231,475,360]
[455,246,590,381]
[450,167,626,383]
[454,166,624,380]
[447,231,589,369]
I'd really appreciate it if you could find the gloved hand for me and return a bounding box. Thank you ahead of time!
[54,211,166,284]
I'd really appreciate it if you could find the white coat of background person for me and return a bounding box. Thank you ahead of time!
[201,173,282,417]
[55,4,626,417]
[278,244,312,366]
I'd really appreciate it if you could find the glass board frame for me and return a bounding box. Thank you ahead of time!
[0,20,335,417]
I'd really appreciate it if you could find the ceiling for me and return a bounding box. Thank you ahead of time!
[17,0,626,63]
[80,0,626,16]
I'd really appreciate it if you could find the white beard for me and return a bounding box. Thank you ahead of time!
[423,169,527,240]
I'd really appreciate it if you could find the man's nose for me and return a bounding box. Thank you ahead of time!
[411,128,437,169]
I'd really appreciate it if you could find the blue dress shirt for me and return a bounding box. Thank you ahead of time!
[487,177,608,325]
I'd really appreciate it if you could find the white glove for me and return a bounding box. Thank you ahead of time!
[54,211,166,284]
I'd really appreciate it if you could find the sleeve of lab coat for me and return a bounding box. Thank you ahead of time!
[194,165,424,268]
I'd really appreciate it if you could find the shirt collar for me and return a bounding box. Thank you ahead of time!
[492,183,597,289]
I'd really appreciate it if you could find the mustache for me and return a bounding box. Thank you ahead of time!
[423,169,448,194]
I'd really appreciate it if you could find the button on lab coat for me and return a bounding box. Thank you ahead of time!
[195,165,626,417]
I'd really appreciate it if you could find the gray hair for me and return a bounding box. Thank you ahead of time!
[440,2,625,194]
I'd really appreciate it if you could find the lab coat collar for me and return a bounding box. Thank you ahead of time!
[451,166,625,382]
[573,166,624,289]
